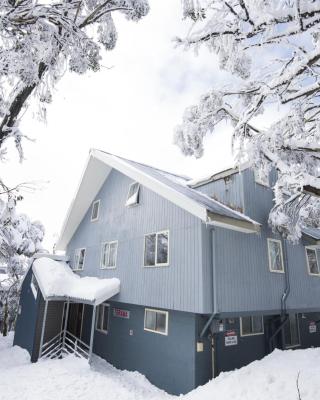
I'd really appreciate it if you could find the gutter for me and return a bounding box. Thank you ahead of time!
[200,228,218,338]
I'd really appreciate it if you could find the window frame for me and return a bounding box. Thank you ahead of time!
[254,168,269,187]
[95,303,110,334]
[240,316,264,337]
[267,238,285,273]
[73,248,86,271]
[126,182,140,207]
[100,241,118,269]
[305,246,320,276]
[144,308,169,336]
[284,314,301,349]
[143,230,170,268]
[91,199,100,222]
[30,273,39,299]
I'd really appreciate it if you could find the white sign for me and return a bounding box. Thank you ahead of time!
[309,323,317,333]
[225,335,238,346]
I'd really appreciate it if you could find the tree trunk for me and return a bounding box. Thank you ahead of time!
[2,301,8,337]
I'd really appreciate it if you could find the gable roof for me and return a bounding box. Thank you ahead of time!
[56,149,260,251]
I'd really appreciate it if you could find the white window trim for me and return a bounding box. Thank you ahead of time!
[284,314,301,349]
[100,241,118,269]
[144,308,169,336]
[95,303,110,335]
[305,246,320,276]
[143,230,170,268]
[73,247,86,271]
[254,168,269,187]
[91,199,100,222]
[240,316,264,337]
[267,238,284,273]
[126,182,140,207]
[30,274,38,299]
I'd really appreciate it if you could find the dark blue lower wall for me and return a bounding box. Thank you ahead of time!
[82,301,202,395]
[13,268,40,357]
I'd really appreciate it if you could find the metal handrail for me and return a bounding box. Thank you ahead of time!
[42,331,62,349]
[40,328,89,360]
[65,330,90,350]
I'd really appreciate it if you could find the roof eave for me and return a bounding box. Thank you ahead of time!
[206,211,261,234]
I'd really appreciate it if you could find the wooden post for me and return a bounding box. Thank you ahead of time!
[39,300,48,358]
[62,300,70,351]
[88,305,96,364]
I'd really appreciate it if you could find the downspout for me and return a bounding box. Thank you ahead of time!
[200,228,218,338]
[268,239,290,352]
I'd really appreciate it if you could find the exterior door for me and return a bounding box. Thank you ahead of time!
[67,303,84,339]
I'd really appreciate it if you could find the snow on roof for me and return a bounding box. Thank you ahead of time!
[56,149,260,250]
[33,257,120,305]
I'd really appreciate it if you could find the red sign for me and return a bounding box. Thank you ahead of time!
[113,308,130,319]
[225,330,236,336]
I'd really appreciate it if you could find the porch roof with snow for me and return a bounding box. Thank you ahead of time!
[56,149,260,250]
[32,257,120,305]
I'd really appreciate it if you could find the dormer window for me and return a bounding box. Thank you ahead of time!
[91,200,100,222]
[254,168,269,187]
[126,182,140,207]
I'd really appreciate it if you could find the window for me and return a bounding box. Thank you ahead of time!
[267,239,284,273]
[306,247,320,276]
[254,168,269,186]
[101,241,118,269]
[91,200,100,222]
[30,273,39,299]
[126,182,140,207]
[284,314,300,348]
[96,303,110,334]
[240,316,264,336]
[144,308,168,335]
[144,230,169,267]
[73,248,86,270]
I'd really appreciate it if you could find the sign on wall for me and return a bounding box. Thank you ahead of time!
[113,308,130,319]
[309,321,317,333]
[225,330,238,346]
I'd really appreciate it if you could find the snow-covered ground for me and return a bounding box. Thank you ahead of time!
[1,333,320,400]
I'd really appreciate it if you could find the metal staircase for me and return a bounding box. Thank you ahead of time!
[40,330,90,360]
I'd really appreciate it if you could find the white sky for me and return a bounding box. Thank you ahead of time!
[2,0,236,250]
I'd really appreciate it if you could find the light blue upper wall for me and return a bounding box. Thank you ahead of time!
[208,168,320,315]
[66,169,212,314]
[193,172,244,213]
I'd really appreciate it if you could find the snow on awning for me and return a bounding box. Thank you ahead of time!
[32,257,120,305]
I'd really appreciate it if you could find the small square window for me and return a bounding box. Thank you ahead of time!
[101,241,118,269]
[91,200,100,222]
[267,239,284,273]
[144,308,168,335]
[306,247,320,276]
[73,248,86,270]
[240,316,264,336]
[96,304,110,334]
[254,168,269,187]
[144,231,169,267]
[126,182,140,207]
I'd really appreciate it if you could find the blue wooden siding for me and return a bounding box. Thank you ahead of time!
[194,172,244,213]
[207,168,320,315]
[67,169,211,314]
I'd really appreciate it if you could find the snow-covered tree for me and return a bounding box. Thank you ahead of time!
[0,0,148,332]
[0,0,149,158]
[174,0,320,241]
[0,185,45,336]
